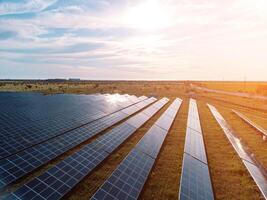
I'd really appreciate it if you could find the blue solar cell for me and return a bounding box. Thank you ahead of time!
[179,99,214,200]
[209,104,267,199]
[5,98,168,200]
[91,98,181,200]
[0,93,143,159]
[135,126,167,159]
[126,113,150,129]
[0,97,155,188]
[179,154,214,200]
[91,149,154,200]
[184,127,207,164]
[91,123,137,153]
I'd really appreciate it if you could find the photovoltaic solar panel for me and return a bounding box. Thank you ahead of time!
[208,104,267,199]
[151,97,169,109]
[142,106,159,117]
[186,117,202,133]
[91,123,137,154]
[135,126,167,159]
[179,99,214,200]
[0,93,143,159]
[126,113,150,129]
[179,154,214,200]
[232,109,267,137]
[91,149,154,200]
[0,98,155,189]
[120,106,140,115]
[184,127,207,164]
[155,114,174,131]
[243,160,267,197]
[7,146,109,200]
[5,98,169,200]
[91,98,182,200]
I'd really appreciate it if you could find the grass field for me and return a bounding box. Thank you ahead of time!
[195,81,267,95]
[0,80,266,199]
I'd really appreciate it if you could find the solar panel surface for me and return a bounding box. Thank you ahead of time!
[0,93,143,158]
[232,109,267,137]
[5,98,168,200]
[179,154,214,200]
[208,104,267,199]
[91,149,154,200]
[91,98,182,200]
[184,127,207,164]
[0,97,155,188]
[179,99,214,200]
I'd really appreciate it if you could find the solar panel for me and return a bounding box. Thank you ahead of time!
[142,106,159,117]
[9,146,108,200]
[208,104,267,199]
[232,109,267,137]
[155,114,174,131]
[126,113,150,129]
[186,117,202,133]
[0,93,144,159]
[90,123,137,153]
[179,154,214,200]
[184,127,207,164]
[179,99,214,200]
[135,126,167,159]
[91,98,182,200]
[208,105,253,162]
[0,98,155,188]
[5,98,168,199]
[121,98,155,116]
[151,97,169,109]
[135,97,157,108]
[91,149,154,200]
[243,160,267,198]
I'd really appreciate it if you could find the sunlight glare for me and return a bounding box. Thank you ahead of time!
[125,0,171,30]
[106,94,127,104]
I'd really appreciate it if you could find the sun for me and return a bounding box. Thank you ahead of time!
[124,0,171,31]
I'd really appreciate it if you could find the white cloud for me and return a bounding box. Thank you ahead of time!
[0,0,267,80]
[0,0,58,15]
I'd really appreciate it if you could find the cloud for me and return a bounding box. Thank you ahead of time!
[0,31,17,40]
[0,0,267,80]
[0,0,58,15]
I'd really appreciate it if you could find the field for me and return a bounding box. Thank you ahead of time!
[194,81,267,96]
[0,80,267,200]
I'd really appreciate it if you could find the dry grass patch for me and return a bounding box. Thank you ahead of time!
[218,106,267,169]
[198,101,262,200]
[239,111,267,130]
[140,98,188,200]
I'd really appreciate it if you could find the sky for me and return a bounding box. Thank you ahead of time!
[0,0,267,80]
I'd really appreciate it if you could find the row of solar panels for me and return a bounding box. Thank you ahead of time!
[3,98,216,200]
[0,96,156,188]
[179,99,214,200]
[4,97,169,199]
[0,97,224,200]
[91,98,182,200]
[179,101,267,200]
[0,93,146,159]
[232,109,267,137]
[208,105,267,199]
[1,94,266,200]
